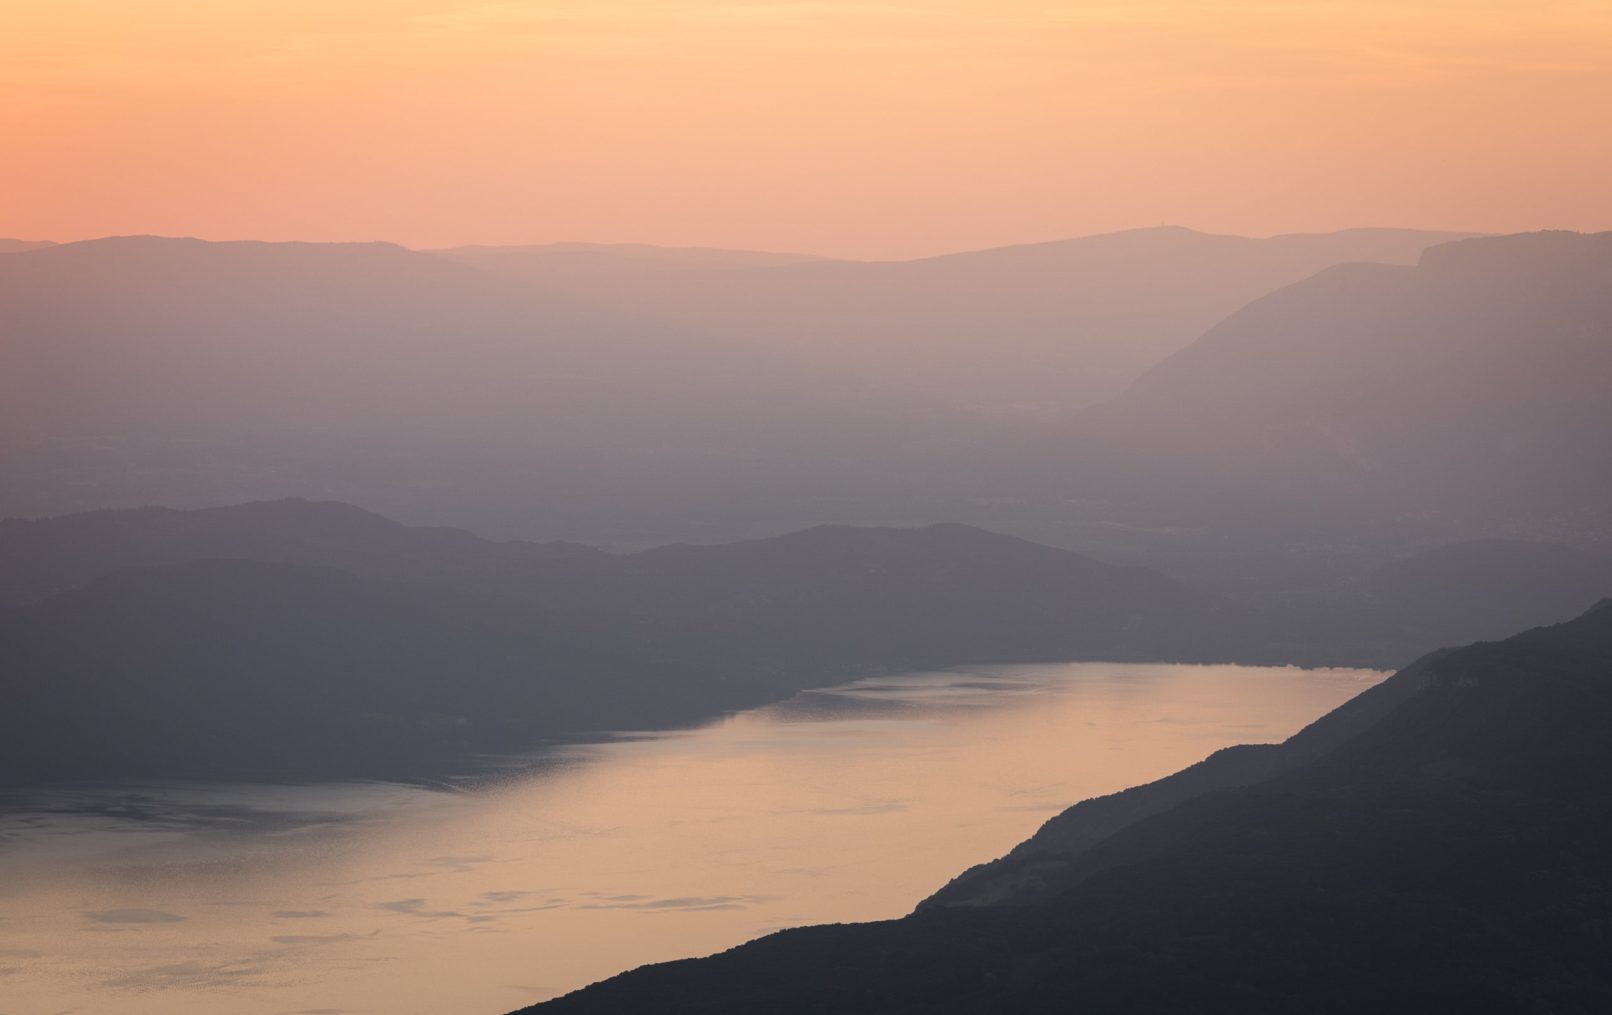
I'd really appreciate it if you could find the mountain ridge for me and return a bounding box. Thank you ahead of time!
[0,501,1248,784]
[1067,229,1612,542]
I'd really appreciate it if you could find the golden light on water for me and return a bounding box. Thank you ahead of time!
[0,662,1382,1013]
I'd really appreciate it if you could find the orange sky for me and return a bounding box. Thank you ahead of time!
[3,1,1610,258]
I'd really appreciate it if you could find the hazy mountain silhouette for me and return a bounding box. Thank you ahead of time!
[440,241,825,279]
[0,502,1252,782]
[441,227,1468,414]
[1071,231,1612,544]
[0,238,54,254]
[10,229,1605,570]
[0,235,634,439]
[520,600,1612,1013]
[0,498,603,607]
[1362,540,1612,635]
[0,235,863,441]
[0,229,1498,551]
[0,236,978,538]
[12,497,1592,684]
[591,522,1241,672]
[0,559,617,781]
[1259,539,1612,665]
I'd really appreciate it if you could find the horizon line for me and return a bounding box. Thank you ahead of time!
[1,223,1506,265]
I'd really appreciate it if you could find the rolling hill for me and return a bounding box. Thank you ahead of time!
[0,501,1245,782]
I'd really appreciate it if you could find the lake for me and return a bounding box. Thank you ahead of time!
[0,661,1383,1015]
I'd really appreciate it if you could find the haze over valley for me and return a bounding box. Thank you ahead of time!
[4,1,1612,1012]
[6,222,1612,1009]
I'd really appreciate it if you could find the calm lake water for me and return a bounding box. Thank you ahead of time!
[0,661,1383,1015]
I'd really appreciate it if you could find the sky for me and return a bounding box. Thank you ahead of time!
[3,0,1610,259]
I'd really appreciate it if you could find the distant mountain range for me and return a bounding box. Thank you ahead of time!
[438,227,1469,413]
[519,599,1612,1013]
[0,234,977,539]
[0,234,861,445]
[439,241,825,273]
[5,228,1611,588]
[0,227,1479,549]
[1069,230,1612,543]
[1268,538,1612,664]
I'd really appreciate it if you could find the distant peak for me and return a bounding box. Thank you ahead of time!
[1417,229,1612,273]
[203,497,401,526]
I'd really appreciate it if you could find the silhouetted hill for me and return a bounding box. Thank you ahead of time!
[1075,231,1612,542]
[920,648,1433,908]
[520,601,1612,1013]
[0,502,1250,782]
[443,226,1468,413]
[0,498,603,606]
[1352,539,1612,650]
[0,560,632,782]
[1248,538,1612,668]
[598,523,1240,671]
[21,498,1590,682]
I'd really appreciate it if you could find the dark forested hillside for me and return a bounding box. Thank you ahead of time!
[0,560,619,782]
[10,502,1604,786]
[0,503,1248,783]
[521,601,1612,1013]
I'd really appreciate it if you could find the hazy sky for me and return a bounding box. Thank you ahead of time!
[4,0,1610,258]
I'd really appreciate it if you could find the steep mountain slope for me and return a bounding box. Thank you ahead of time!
[921,646,1433,909]
[442,227,1468,413]
[521,602,1612,1013]
[1074,231,1612,540]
